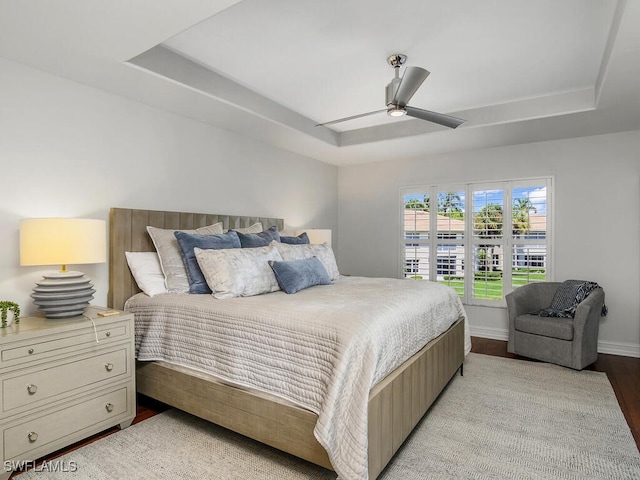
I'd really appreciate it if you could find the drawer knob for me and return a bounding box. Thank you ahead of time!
[105,331,111,337]
[28,348,34,354]
[105,403,114,413]
[26,384,38,395]
[105,363,114,372]
[27,431,38,443]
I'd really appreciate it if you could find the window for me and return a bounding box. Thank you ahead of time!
[405,259,420,275]
[401,178,551,305]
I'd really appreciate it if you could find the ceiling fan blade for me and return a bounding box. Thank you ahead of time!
[405,106,465,129]
[316,109,387,127]
[392,67,430,106]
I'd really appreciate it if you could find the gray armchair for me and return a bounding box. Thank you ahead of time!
[506,282,605,370]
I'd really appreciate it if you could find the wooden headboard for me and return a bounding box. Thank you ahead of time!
[108,208,285,310]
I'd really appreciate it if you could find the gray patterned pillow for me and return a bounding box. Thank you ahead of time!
[147,223,224,293]
[194,244,283,299]
[539,280,600,318]
[273,241,340,280]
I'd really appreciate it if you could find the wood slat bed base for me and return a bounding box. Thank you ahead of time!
[136,361,334,470]
[109,207,465,479]
[368,316,464,478]
[135,318,464,478]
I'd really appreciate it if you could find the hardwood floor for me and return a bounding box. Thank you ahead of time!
[10,337,640,477]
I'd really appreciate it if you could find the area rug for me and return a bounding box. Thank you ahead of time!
[15,353,640,479]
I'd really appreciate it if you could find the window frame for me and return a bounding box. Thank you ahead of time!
[400,177,553,307]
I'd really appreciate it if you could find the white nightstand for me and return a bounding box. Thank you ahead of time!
[0,307,135,479]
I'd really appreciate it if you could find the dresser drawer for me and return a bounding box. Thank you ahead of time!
[3,386,129,460]
[1,323,128,365]
[1,347,130,414]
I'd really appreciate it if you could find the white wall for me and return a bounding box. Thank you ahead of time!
[3,56,637,357]
[337,131,640,357]
[0,58,338,314]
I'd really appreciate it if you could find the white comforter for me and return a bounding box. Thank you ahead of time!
[126,276,470,480]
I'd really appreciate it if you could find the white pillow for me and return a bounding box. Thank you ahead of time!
[273,241,340,280]
[194,244,282,299]
[147,223,224,293]
[231,222,263,234]
[125,251,167,297]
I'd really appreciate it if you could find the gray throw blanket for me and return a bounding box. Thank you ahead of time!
[539,279,607,318]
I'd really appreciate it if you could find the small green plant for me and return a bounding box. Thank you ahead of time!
[0,301,20,328]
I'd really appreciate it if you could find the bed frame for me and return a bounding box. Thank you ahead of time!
[108,207,465,479]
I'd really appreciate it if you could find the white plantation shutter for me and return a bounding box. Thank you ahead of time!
[403,193,431,281]
[435,191,465,296]
[402,187,467,298]
[401,178,551,305]
[510,180,550,293]
[471,185,506,304]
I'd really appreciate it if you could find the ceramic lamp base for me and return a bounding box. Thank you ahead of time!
[31,271,96,319]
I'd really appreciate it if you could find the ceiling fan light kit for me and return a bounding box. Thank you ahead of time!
[317,54,465,129]
[387,107,406,117]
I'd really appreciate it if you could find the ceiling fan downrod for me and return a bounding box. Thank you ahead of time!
[386,54,407,116]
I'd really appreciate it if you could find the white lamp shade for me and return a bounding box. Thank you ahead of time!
[296,229,332,246]
[20,218,106,267]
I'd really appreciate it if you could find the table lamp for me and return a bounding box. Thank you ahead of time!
[20,218,106,318]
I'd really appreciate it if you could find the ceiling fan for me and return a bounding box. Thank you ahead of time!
[316,54,465,129]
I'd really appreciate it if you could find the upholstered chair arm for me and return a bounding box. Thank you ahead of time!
[571,288,605,368]
[573,288,605,324]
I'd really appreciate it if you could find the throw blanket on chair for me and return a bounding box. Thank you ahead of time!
[539,279,607,318]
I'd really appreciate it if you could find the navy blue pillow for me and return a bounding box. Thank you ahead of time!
[269,256,332,294]
[235,225,280,248]
[174,230,241,294]
[280,232,310,245]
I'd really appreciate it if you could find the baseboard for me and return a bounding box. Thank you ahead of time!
[469,326,640,358]
[469,325,509,341]
[597,340,640,358]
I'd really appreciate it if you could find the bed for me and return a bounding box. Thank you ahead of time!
[108,207,469,480]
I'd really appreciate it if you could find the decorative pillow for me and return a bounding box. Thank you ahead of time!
[231,222,263,234]
[539,280,601,318]
[269,256,332,294]
[235,225,280,248]
[125,251,167,297]
[273,241,340,280]
[194,244,283,299]
[174,231,241,294]
[280,232,310,245]
[148,223,224,293]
